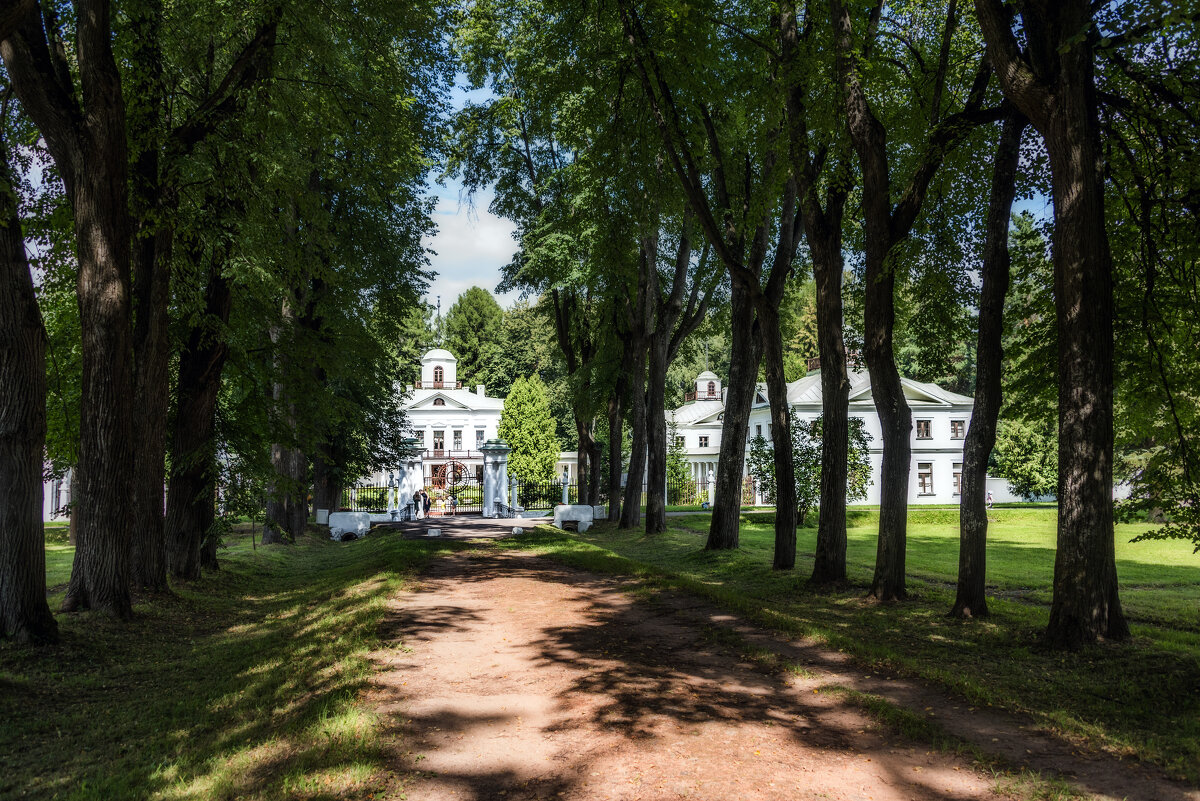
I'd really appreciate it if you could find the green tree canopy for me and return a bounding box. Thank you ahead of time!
[498,375,561,482]
[444,287,504,389]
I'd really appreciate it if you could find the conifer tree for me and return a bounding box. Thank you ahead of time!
[499,375,561,482]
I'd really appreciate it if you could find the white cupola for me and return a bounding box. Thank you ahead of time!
[420,348,458,388]
[694,370,720,400]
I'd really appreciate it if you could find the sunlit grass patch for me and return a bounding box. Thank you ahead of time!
[2,527,463,800]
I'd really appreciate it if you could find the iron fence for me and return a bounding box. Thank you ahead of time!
[340,485,392,513]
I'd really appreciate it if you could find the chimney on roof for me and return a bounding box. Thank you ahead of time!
[476,385,485,397]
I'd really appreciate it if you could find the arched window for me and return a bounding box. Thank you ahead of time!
[707,381,716,396]
[433,398,445,406]
[434,366,444,383]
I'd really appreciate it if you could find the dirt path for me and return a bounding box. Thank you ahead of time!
[369,547,1197,801]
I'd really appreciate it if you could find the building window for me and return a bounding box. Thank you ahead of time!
[453,430,462,450]
[433,430,444,452]
[675,436,685,448]
[699,436,710,448]
[433,397,445,406]
[953,462,963,495]
[916,419,932,439]
[433,366,444,383]
[476,429,485,447]
[755,424,762,438]
[918,462,934,495]
[951,419,966,439]
[475,465,484,482]
[707,381,716,396]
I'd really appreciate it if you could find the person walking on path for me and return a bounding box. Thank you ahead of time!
[986,490,994,510]
[422,490,432,518]
[414,491,424,520]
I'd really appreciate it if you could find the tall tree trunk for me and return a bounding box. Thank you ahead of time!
[974,0,1128,646]
[808,216,851,585]
[644,335,669,533]
[587,433,602,509]
[1043,75,1128,646]
[619,342,648,529]
[2,2,138,617]
[758,303,797,569]
[311,450,342,513]
[262,294,302,545]
[575,420,590,507]
[61,138,136,617]
[619,235,655,529]
[0,141,57,643]
[606,357,628,523]
[128,217,174,592]
[952,114,1026,618]
[165,267,231,579]
[125,0,170,595]
[706,284,762,549]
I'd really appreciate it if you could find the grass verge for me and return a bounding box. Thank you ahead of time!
[3,527,462,801]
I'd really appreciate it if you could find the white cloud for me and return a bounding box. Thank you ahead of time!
[422,182,523,310]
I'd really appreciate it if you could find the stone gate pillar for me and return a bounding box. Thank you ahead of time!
[398,438,423,518]
[481,439,511,518]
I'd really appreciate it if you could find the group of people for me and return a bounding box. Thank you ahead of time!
[412,489,458,519]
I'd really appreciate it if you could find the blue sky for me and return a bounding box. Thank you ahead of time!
[420,81,524,311]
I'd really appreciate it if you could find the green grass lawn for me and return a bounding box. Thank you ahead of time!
[3,527,464,801]
[15,509,1200,796]
[496,507,1200,783]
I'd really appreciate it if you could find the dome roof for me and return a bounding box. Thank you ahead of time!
[696,370,719,380]
[421,348,457,362]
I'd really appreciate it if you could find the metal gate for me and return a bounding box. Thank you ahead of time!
[425,459,482,515]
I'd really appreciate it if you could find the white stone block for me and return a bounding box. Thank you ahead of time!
[315,509,329,525]
[553,504,595,530]
[328,511,370,540]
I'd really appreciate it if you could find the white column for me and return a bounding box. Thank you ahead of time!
[481,440,511,518]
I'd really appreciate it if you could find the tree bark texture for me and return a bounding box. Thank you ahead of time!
[125,0,170,595]
[781,1,854,584]
[0,144,57,643]
[644,333,670,533]
[706,283,763,550]
[619,234,656,529]
[952,114,1026,619]
[165,267,231,579]
[606,343,631,523]
[619,343,649,529]
[758,303,797,569]
[262,293,307,545]
[974,0,1128,646]
[311,452,342,514]
[808,218,851,584]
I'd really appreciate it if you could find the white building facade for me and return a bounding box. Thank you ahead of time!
[667,368,1020,505]
[365,348,505,488]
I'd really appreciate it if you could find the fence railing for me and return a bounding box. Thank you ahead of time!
[342,477,751,515]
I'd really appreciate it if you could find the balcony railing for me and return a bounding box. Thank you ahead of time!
[423,449,483,460]
[684,389,721,402]
[414,380,462,389]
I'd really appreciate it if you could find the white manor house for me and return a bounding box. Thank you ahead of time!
[40,347,1019,521]
[367,347,1021,506]
[663,369,1022,505]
